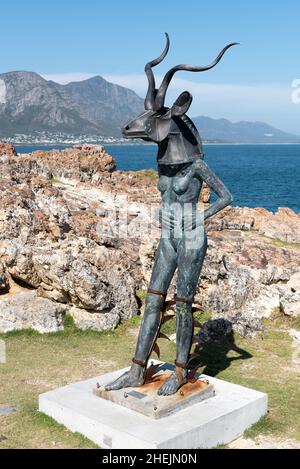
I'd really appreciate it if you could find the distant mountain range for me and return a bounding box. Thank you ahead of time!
[193,116,300,144]
[0,71,143,137]
[0,71,299,143]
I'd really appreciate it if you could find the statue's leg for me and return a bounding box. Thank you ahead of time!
[158,231,207,396]
[105,237,177,391]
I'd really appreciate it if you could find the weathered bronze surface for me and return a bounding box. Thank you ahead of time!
[105,34,237,396]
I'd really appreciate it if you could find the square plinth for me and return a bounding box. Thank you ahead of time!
[39,362,268,449]
[94,363,214,419]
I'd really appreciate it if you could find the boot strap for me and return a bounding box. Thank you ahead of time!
[147,288,167,298]
[175,360,188,369]
[132,357,147,367]
[174,296,194,304]
[166,296,194,308]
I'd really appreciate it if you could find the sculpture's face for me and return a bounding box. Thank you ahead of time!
[122,108,173,142]
[122,90,194,143]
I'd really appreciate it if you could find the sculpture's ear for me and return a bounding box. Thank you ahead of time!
[170,91,193,116]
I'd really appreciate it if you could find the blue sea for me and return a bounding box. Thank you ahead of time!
[16,144,300,213]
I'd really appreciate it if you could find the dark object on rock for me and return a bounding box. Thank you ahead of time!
[198,319,233,344]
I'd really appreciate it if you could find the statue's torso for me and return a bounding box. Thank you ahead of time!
[158,162,202,205]
[157,162,205,235]
[155,115,206,233]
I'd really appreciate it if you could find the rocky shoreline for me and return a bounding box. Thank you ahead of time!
[0,143,299,335]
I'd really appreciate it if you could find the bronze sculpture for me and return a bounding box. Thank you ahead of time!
[106,34,237,396]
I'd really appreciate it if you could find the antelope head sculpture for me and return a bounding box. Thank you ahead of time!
[122,33,238,165]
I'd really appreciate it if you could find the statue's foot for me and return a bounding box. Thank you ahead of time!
[104,363,145,391]
[157,368,188,396]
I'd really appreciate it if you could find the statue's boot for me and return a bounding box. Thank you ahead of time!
[105,290,165,391]
[158,297,193,396]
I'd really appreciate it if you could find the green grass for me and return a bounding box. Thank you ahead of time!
[262,313,300,331]
[24,403,99,448]
[265,236,300,250]
[78,153,87,161]
[49,177,74,186]
[291,317,300,330]
[244,230,300,250]
[0,315,141,448]
[0,312,299,448]
[136,289,148,300]
[133,170,157,180]
[244,416,276,439]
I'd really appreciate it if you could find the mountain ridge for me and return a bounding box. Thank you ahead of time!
[0,71,143,137]
[0,71,299,143]
[193,115,300,144]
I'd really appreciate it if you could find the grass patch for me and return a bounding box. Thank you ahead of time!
[78,154,87,161]
[244,416,276,439]
[266,236,300,250]
[0,313,299,448]
[49,177,74,186]
[0,314,142,448]
[24,403,99,448]
[134,170,157,181]
[195,310,213,323]
[136,289,148,300]
[291,317,300,330]
[262,313,300,331]
[244,231,300,250]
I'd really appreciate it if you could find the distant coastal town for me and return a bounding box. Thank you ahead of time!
[2,132,130,145]
[2,131,221,146]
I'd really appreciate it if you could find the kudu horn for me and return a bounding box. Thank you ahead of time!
[154,40,239,109]
[144,32,170,110]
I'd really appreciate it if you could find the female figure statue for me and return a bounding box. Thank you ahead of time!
[106,34,237,396]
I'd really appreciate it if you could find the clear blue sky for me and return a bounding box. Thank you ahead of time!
[1,0,300,133]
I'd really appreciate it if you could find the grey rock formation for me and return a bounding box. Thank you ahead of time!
[3,239,139,331]
[0,290,66,333]
[280,273,300,318]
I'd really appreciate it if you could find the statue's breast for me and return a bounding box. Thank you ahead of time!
[157,174,171,194]
[157,167,192,195]
[172,164,194,195]
[157,163,201,201]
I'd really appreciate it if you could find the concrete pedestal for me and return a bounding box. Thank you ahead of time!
[39,363,268,449]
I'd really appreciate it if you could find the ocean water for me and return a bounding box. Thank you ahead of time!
[16,144,300,213]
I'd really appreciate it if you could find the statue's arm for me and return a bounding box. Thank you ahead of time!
[194,159,233,220]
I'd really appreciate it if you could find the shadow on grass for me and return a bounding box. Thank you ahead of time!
[191,321,253,377]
